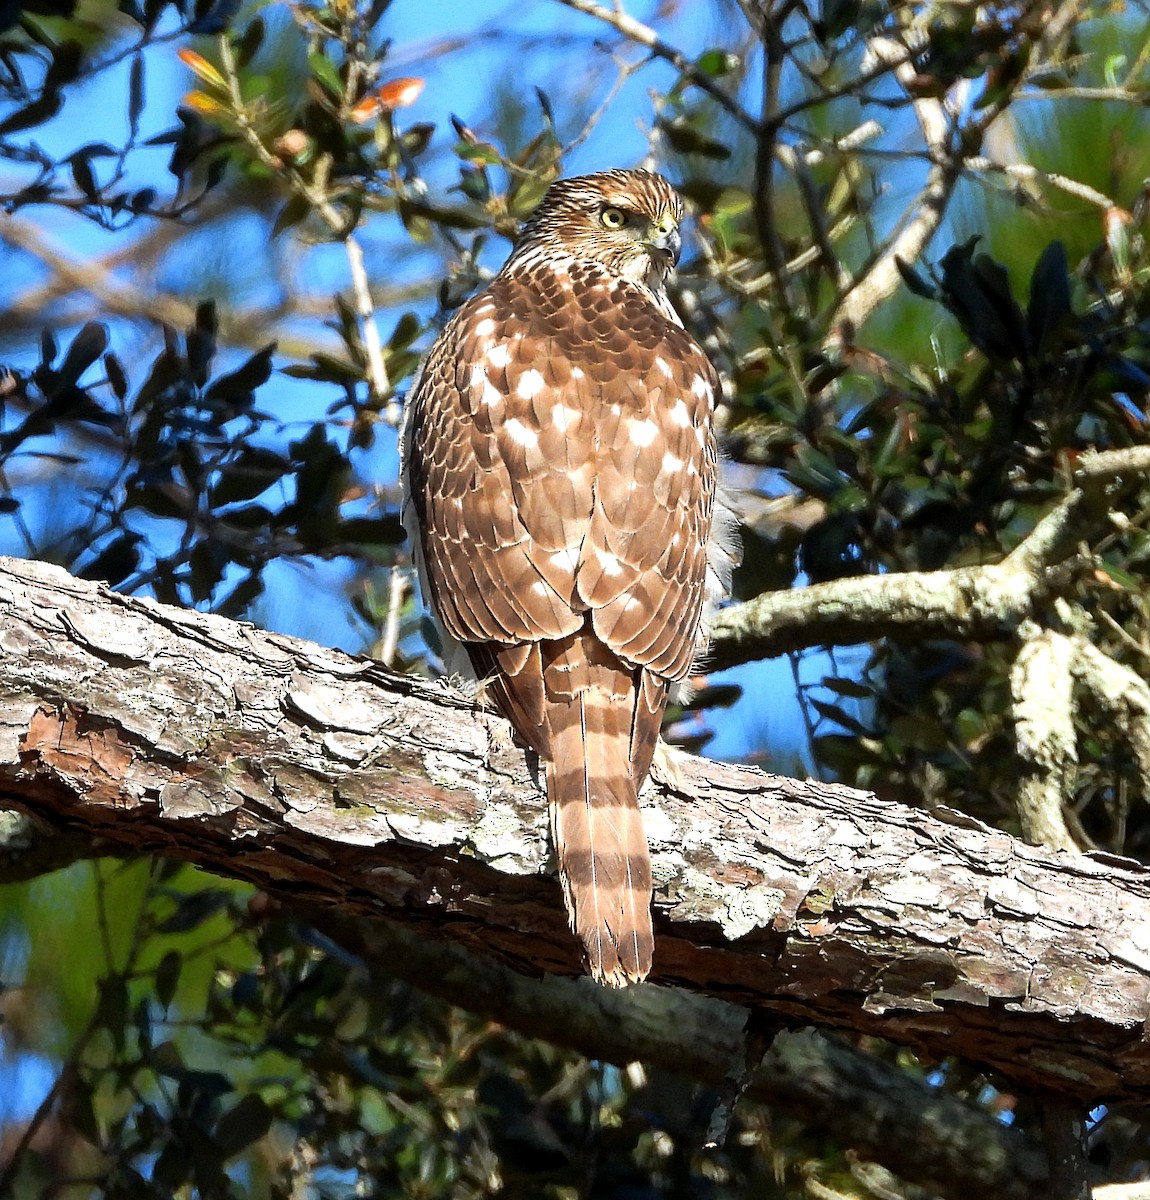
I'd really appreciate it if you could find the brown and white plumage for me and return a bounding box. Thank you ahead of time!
[401,169,722,986]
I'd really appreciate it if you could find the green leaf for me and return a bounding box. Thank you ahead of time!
[215,1094,273,1159]
[67,1084,102,1146]
[272,193,311,238]
[334,515,406,545]
[695,49,737,76]
[59,322,109,388]
[1026,241,1071,356]
[387,312,421,351]
[235,17,266,70]
[158,889,231,934]
[309,52,343,100]
[204,344,276,408]
[657,116,732,160]
[896,256,936,299]
[155,950,182,1011]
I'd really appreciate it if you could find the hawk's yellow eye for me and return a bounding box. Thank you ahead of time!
[600,206,627,229]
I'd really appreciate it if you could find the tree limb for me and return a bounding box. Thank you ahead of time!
[708,447,1150,671]
[2,556,1150,1104]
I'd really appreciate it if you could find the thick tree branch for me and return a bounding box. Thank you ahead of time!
[3,556,1150,1105]
[0,810,1050,1200]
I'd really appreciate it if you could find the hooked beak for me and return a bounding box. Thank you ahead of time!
[645,224,682,267]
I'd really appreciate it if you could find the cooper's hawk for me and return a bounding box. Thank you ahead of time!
[401,169,729,986]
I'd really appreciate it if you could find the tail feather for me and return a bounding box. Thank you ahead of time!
[472,627,662,986]
[546,679,653,987]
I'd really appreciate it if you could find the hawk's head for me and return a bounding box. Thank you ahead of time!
[512,168,685,290]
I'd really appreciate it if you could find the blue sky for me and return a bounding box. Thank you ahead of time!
[0,1,845,765]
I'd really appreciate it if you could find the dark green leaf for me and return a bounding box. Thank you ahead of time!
[155,950,182,1010]
[71,153,99,204]
[45,41,83,90]
[896,256,936,299]
[387,312,421,351]
[59,323,109,388]
[128,55,145,138]
[810,698,868,735]
[1026,241,1071,356]
[210,446,289,505]
[104,352,129,400]
[94,976,129,1040]
[235,16,266,69]
[334,515,406,545]
[658,117,732,160]
[215,1094,273,1159]
[695,48,736,76]
[67,1084,101,1145]
[821,676,873,699]
[79,535,141,586]
[158,889,231,934]
[272,193,311,238]
[204,344,275,407]
[0,92,62,136]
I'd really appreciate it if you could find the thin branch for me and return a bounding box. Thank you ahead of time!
[343,234,391,410]
[549,0,760,133]
[827,35,957,339]
[708,447,1150,671]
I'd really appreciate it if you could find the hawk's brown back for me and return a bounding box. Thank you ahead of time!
[402,170,719,985]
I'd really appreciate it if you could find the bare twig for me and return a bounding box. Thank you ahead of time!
[828,35,957,339]
[343,234,391,410]
[549,0,759,133]
[378,563,409,667]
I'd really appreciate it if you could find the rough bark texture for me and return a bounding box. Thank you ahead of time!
[3,556,1150,1103]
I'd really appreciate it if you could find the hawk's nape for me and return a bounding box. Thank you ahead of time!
[400,169,721,985]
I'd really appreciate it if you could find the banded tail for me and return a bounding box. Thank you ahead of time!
[543,633,661,987]
[470,628,667,985]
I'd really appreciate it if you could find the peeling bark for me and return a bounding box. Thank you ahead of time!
[2,556,1150,1103]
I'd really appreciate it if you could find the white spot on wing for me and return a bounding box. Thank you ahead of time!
[596,549,623,577]
[661,451,684,473]
[654,356,673,379]
[549,547,579,571]
[516,369,545,399]
[669,398,690,427]
[552,404,578,432]
[485,343,511,368]
[469,365,487,389]
[474,318,496,338]
[629,418,659,447]
[481,380,502,407]
[691,374,711,400]
[571,367,585,380]
[504,418,538,448]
